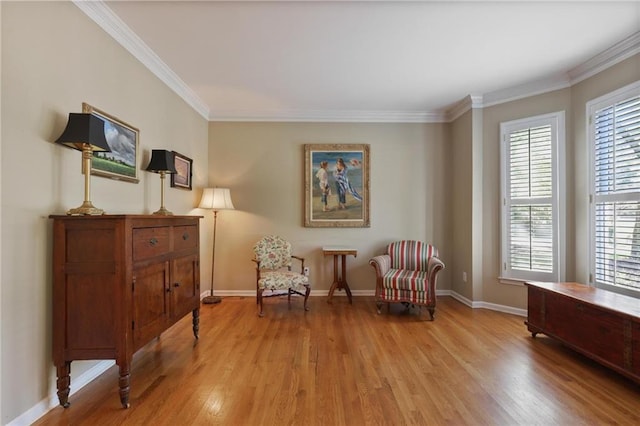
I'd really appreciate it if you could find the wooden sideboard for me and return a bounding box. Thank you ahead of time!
[50,215,202,408]
[525,281,640,384]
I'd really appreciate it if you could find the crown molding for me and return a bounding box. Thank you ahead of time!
[73,0,210,120]
[568,31,640,85]
[481,73,572,108]
[209,109,447,123]
[445,95,484,122]
[478,31,640,110]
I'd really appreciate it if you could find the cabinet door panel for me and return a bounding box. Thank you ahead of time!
[575,304,624,365]
[633,322,640,375]
[66,273,116,352]
[527,287,545,329]
[133,262,169,350]
[542,295,576,340]
[171,255,199,320]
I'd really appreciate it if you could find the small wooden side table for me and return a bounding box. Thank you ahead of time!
[323,246,357,304]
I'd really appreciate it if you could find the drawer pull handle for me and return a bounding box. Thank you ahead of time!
[149,238,158,246]
[174,282,180,288]
[182,233,189,241]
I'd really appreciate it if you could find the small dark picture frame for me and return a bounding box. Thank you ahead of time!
[170,151,193,190]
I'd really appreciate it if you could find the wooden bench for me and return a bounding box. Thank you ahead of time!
[525,281,640,384]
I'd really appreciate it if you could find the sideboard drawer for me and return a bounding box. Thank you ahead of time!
[133,227,170,260]
[173,225,198,252]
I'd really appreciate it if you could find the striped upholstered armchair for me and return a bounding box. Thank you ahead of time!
[369,241,445,320]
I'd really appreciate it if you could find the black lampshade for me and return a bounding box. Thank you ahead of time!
[146,150,177,173]
[55,113,111,152]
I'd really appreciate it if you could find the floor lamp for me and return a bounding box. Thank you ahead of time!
[199,187,235,304]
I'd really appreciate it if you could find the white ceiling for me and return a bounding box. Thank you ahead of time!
[87,1,640,122]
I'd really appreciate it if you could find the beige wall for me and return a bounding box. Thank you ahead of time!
[0,3,3,422]
[471,108,485,302]
[449,110,473,299]
[477,53,639,310]
[480,88,572,309]
[1,2,208,423]
[207,121,451,295]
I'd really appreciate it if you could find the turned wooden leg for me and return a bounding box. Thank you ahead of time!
[258,288,265,317]
[118,364,131,408]
[428,307,435,321]
[304,285,311,311]
[56,361,71,408]
[192,308,200,339]
[376,302,382,314]
[327,255,339,304]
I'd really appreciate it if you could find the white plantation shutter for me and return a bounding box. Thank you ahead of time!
[508,126,553,273]
[501,113,563,282]
[591,85,640,292]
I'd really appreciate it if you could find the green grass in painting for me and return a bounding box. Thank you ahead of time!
[93,157,135,177]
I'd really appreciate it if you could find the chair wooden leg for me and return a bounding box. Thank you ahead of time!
[258,288,265,317]
[303,285,310,311]
[428,307,435,321]
[376,302,382,314]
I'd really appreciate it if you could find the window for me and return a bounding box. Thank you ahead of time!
[589,81,640,294]
[500,112,564,283]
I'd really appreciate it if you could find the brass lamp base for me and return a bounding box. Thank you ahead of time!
[202,295,222,304]
[67,201,105,216]
[152,207,173,216]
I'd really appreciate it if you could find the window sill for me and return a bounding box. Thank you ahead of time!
[498,276,527,286]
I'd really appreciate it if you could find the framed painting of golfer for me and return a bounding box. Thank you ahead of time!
[304,144,370,228]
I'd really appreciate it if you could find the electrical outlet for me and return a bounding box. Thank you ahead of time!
[462,272,467,282]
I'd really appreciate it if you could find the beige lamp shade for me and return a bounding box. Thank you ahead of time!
[198,187,235,211]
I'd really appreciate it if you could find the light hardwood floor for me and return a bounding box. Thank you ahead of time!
[35,296,640,425]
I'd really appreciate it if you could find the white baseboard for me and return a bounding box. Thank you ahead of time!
[7,360,114,426]
[449,290,527,317]
[203,289,525,316]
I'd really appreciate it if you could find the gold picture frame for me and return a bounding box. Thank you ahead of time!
[82,102,140,183]
[304,144,370,228]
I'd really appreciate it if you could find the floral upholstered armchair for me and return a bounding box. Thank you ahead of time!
[253,235,311,317]
[369,240,445,320]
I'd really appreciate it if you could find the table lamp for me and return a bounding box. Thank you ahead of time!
[145,149,177,215]
[55,113,111,215]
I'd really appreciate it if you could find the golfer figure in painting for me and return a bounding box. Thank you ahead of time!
[316,161,331,212]
[334,157,362,209]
